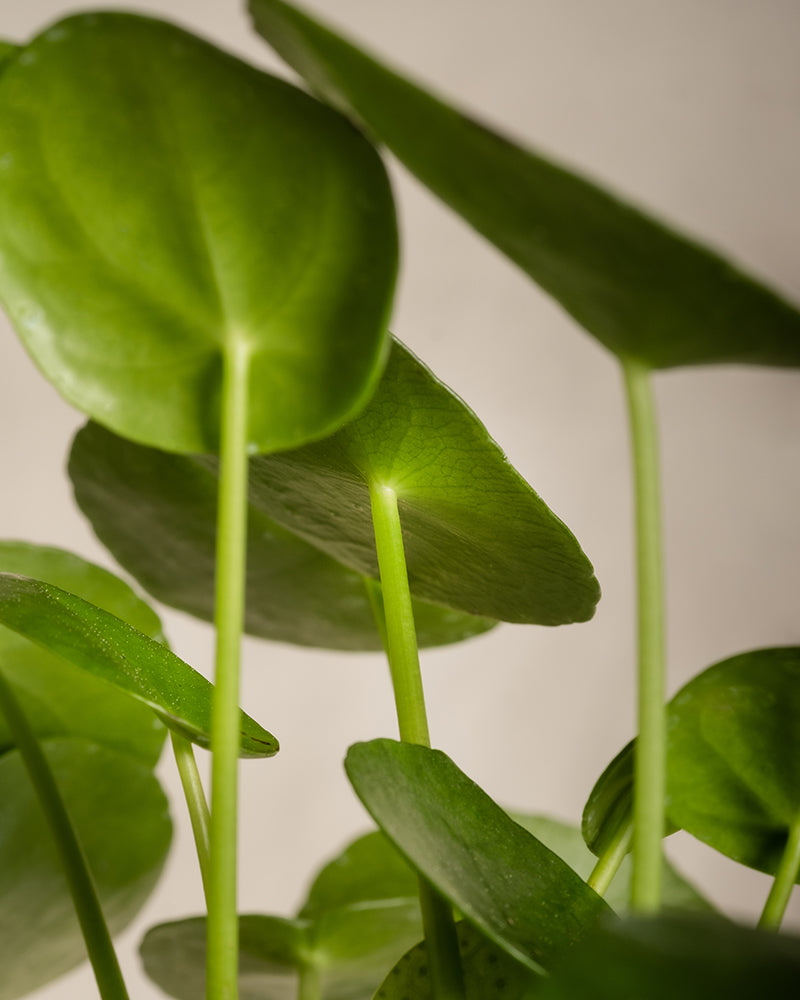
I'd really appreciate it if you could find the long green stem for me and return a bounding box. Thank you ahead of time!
[368,482,465,1000]
[621,357,666,914]
[297,964,321,1000]
[171,731,211,901]
[207,341,252,1000]
[586,818,632,898]
[758,812,800,930]
[0,669,129,1000]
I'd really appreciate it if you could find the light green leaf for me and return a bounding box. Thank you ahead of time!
[234,340,599,625]
[375,921,543,1000]
[345,740,611,972]
[666,647,800,875]
[537,913,800,1000]
[0,738,171,1000]
[0,572,277,757]
[0,11,396,452]
[515,814,711,915]
[69,420,495,650]
[250,0,800,370]
[0,541,165,764]
[142,831,425,1000]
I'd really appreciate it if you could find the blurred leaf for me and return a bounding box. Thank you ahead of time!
[345,740,611,972]
[0,541,165,764]
[0,573,277,757]
[0,11,396,452]
[375,921,543,1000]
[0,738,171,1000]
[250,0,800,370]
[537,913,800,1000]
[667,647,800,875]
[69,420,496,651]
[237,340,599,625]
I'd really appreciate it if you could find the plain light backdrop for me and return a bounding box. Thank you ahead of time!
[1,1,799,997]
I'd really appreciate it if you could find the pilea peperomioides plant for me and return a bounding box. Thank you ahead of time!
[0,3,798,1000]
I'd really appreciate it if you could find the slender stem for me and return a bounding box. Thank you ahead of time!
[621,357,666,914]
[758,812,800,930]
[368,482,465,1000]
[297,964,321,1000]
[170,731,211,901]
[368,483,430,746]
[0,669,129,1000]
[586,818,632,898]
[207,341,252,1000]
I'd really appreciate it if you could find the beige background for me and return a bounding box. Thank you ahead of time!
[1,1,799,997]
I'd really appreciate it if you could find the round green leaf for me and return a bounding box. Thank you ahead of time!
[345,740,611,973]
[0,572,277,758]
[235,340,599,625]
[0,738,171,1000]
[514,814,711,916]
[68,420,495,650]
[251,0,800,370]
[375,921,543,1000]
[0,541,166,764]
[0,11,396,453]
[537,913,800,1000]
[666,647,800,875]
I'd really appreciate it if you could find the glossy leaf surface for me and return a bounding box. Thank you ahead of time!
[0,541,165,763]
[69,421,495,650]
[515,814,711,915]
[0,572,277,757]
[582,741,678,860]
[375,921,542,1000]
[345,740,611,972]
[0,11,396,452]
[237,341,599,625]
[250,0,800,370]
[537,913,800,1000]
[142,831,424,999]
[0,738,171,1000]
[667,647,800,874]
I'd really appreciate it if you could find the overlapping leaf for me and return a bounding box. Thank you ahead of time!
[0,571,277,757]
[141,830,424,1000]
[250,0,800,370]
[0,11,396,453]
[345,740,611,972]
[0,738,171,1000]
[229,340,599,625]
[69,420,496,651]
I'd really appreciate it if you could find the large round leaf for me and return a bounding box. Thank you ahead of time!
[666,647,800,875]
[250,0,800,370]
[0,11,396,452]
[345,740,611,973]
[0,541,166,764]
[537,913,800,1000]
[230,340,599,625]
[68,420,495,650]
[0,738,171,1000]
[0,571,277,758]
[142,830,424,1000]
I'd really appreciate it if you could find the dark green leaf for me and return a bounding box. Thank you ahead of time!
[0,42,18,71]
[0,11,396,452]
[69,420,495,650]
[537,913,800,1000]
[581,741,678,860]
[514,814,711,915]
[667,647,800,875]
[375,921,543,1000]
[250,0,800,370]
[0,541,166,764]
[237,340,599,625]
[0,738,171,1000]
[345,740,611,972]
[0,572,277,757]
